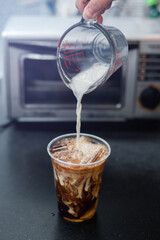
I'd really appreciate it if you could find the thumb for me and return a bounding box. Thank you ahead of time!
[83,0,112,19]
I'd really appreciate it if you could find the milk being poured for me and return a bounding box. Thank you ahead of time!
[69,63,108,148]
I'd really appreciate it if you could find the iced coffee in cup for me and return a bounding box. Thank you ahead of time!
[47,133,111,222]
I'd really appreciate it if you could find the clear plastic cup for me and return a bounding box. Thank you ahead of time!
[57,18,128,93]
[47,133,111,222]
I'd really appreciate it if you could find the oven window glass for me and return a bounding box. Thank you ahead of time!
[23,57,76,105]
[83,68,123,107]
[22,57,124,108]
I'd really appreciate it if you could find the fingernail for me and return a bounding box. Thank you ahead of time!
[83,6,96,19]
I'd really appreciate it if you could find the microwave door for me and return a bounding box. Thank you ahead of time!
[20,53,75,108]
[83,66,126,110]
[20,52,126,114]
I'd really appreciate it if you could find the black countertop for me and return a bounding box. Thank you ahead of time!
[1,121,160,240]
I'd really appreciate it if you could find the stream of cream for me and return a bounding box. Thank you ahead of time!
[70,64,107,148]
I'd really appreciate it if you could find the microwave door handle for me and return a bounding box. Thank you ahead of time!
[20,53,57,61]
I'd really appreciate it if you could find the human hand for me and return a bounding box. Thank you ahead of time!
[76,0,114,23]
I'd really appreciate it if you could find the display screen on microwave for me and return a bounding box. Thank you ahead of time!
[23,57,124,108]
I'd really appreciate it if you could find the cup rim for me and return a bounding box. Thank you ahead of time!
[47,133,111,167]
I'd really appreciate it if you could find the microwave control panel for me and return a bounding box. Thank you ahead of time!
[135,41,160,118]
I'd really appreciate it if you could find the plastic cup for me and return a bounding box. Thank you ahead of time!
[47,133,111,222]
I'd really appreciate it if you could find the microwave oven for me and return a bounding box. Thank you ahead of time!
[2,16,160,122]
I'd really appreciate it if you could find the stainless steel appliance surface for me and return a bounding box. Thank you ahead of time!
[2,16,160,122]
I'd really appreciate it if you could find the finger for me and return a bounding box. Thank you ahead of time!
[75,0,88,14]
[83,0,113,19]
[97,15,103,24]
[91,3,112,19]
